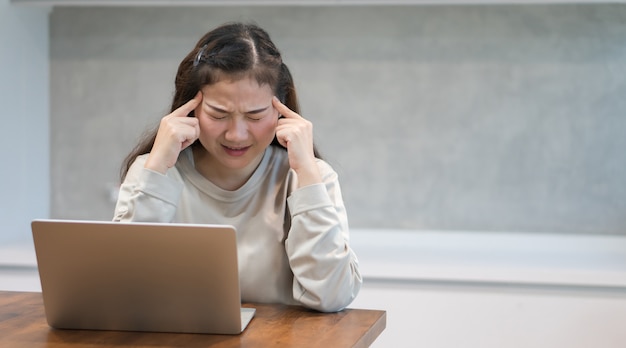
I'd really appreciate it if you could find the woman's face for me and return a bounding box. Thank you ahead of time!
[195,77,279,174]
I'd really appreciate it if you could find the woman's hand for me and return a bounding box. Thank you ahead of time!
[273,96,322,187]
[144,92,202,174]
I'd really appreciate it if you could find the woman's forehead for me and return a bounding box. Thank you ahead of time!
[200,78,274,107]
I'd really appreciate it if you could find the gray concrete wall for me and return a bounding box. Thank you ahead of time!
[50,5,626,235]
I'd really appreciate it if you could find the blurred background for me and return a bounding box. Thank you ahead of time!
[45,5,626,235]
[2,1,626,347]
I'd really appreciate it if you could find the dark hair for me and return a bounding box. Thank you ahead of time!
[120,22,320,181]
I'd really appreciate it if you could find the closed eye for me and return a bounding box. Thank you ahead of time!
[204,103,270,120]
[246,107,270,121]
[246,114,265,121]
[208,104,226,112]
[205,104,228,119]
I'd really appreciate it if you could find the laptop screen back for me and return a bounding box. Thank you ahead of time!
[32,219,250,334]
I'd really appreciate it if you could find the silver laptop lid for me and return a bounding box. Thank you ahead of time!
[32,219,253,334]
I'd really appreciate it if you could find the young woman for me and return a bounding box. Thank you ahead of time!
[114,22,361,312]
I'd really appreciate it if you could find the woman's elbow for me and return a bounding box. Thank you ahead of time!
[299,277,363,313]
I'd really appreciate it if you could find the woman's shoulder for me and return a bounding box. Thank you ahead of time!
[314,158,339,182]
[126,153,149,175]
[267,145,335,170]
[125,152,184,182]
[266,145,290,167]
[266,146,339,184]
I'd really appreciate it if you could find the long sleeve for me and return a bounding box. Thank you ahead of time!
[112,148,362,311]
[285,161,362,312]
[113,155,183,223]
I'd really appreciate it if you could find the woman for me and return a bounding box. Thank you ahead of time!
[114,22,361,312]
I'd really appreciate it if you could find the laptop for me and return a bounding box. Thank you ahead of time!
[31,219,255,335]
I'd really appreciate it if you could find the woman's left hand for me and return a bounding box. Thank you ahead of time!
[273,97,322,187]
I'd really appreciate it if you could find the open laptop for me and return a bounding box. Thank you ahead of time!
[31,219,255,335]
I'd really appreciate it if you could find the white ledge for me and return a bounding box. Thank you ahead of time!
[350,229,626,289]
[0,244,37,268]
[2,229,626,290]
[10,0,626,6]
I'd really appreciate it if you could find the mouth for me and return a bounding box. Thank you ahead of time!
[222,144,251,157]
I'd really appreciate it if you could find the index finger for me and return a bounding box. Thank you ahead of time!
[272,96,301,119]
[173,91,202,117]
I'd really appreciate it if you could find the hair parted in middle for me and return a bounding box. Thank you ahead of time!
[121,22,320,181]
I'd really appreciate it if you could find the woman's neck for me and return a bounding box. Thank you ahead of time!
[192,146,264,191]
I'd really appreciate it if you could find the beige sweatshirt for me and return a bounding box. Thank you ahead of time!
[113,145,362,312]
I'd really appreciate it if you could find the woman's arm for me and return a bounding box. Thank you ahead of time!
[285,160,362,312]
[113,155,183,223]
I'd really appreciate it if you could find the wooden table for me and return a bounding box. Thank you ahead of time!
[0,291,385,347]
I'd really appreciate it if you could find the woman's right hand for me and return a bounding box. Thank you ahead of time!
[144,92,202,174]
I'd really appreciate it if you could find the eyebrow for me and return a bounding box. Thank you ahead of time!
[206,103,269,114]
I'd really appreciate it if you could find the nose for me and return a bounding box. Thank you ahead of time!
[224,117,248,142]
